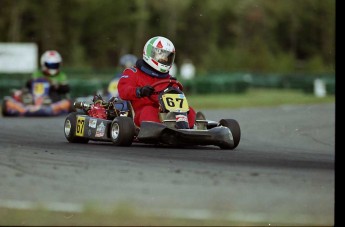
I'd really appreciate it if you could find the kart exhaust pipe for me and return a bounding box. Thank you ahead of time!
[74,101,90,110]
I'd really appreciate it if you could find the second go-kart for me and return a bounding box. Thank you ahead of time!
[64,78,241,150]
[2,78,72,117]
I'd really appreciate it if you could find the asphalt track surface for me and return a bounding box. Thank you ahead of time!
[0,103,335,225]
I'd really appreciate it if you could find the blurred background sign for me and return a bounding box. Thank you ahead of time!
[0,43,38,73]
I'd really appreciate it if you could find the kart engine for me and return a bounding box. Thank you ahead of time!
[73,95,109,119]
[88,102,107,119]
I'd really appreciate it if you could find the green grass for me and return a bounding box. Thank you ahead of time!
[187,88,335,109]
[0,207,261,226]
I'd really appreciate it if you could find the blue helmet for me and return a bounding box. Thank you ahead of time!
[119,54,138,68]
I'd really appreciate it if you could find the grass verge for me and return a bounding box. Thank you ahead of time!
[0,207,261,226]
[187,88,335,109]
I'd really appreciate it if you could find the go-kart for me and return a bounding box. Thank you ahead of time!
[63,79,241,150]
[2,78,72,117]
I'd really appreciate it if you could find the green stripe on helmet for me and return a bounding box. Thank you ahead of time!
[146,37,158,56]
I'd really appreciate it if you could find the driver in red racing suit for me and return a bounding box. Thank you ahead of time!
[118,36,196,128]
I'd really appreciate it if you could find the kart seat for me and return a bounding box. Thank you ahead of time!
[125,100,135,120]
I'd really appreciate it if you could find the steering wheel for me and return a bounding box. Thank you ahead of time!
[151,79,183,93]
[148,78,184,103]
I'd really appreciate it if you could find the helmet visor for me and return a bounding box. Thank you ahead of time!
[45,62,60,69]
[151,47,175,66]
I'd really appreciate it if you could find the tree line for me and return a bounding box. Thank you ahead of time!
[0,0,335,75]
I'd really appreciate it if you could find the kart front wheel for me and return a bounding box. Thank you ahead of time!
[64,112,89,143]
[219,119,241,149]
[110,117,135,146]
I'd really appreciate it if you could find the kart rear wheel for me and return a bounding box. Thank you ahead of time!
[110,116,135,146]
[219,119,241,149]
[64,112,89,143]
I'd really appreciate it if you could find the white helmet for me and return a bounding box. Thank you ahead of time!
[40,50,62,76]
[143,36,175,73]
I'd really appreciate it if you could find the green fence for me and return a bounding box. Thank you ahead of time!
[180,73,251,94]
[0,71,335,99]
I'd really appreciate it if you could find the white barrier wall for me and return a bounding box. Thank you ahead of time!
[0,43,38,73]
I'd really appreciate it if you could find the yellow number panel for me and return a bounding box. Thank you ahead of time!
[33,83,45,96]
[161,94,189,112]
[76,116,85,136]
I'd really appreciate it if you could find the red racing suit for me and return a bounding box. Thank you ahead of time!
[118,66,196,128]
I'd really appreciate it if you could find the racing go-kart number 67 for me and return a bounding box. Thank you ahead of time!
[64,78,241,150]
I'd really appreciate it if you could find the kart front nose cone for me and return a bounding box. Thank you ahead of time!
[64,119,71,136]
[111,123,120,140]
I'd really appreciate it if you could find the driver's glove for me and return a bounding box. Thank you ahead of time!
[136,85,154,98]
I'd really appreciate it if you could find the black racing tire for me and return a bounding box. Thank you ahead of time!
[110,116,135,146]
[64,112,89,143]
[2,98,22,117]
[219,119,241,149]
[2,100,9,117]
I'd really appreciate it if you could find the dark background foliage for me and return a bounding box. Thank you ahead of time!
[0,0,335,74]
